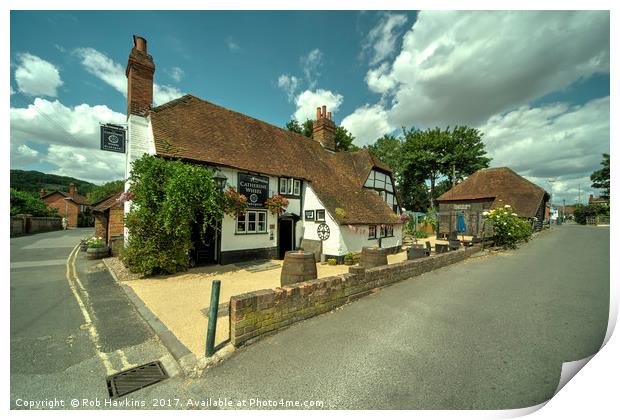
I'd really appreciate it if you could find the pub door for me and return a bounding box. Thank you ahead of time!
[278,218,295,259]
[190,220,219,266]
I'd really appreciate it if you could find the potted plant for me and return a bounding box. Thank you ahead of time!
[344,252,354,265]
[86,236,110,260]
[265,194,289,216]
[327,258,337,266]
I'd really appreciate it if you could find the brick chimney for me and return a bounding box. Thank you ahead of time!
[312,105,336,151]
[39,188,47,198]
[126,35,155,117]
[68,183,77,197]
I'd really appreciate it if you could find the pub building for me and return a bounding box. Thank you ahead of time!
[123,35,403,265]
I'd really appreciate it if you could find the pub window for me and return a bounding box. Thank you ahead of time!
[368,225,376,239]
[379,225,386,238]
[315,209,325,221]
[385,225,393,237]
[236,211,267,234]
[279,177,302,197]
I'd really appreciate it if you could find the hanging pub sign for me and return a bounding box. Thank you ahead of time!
[100,124,126,153]
[238,173,269,208]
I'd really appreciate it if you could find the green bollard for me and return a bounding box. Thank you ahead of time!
[205,279,221,357]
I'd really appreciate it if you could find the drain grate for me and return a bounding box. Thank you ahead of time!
[106,361,168,398]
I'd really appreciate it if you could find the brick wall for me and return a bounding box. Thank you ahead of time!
[230,245,482,346]
[94,213,108,241]
[10,216,62,236]
[43,193,80,227]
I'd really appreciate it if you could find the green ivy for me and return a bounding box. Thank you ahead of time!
[123,155,224,275]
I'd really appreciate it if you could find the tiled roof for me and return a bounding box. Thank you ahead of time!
[42,190,89,205]
[149,94,399,225]
[92,191,123,212]
[436,167,548,218]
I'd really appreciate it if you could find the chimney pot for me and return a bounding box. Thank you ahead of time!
[322,105,327,118]
[327,111,332,120]
[39,188,47,198]
[316,107,321,120]
[134,35,147,53]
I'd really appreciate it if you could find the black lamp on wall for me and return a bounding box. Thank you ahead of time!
[213,170,228,192]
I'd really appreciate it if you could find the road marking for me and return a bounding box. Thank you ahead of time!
[65,245,115,375]
[10,259,68,269]
[116,349,132,369]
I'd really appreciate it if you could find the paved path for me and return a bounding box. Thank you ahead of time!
[10,229,176,408]
[165,224,608,409]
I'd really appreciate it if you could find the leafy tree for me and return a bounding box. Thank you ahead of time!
[123,155,224,275]
[285,118,359,151]
[366,134,404,178]
[401,126,490,209]
[573,204,608,225]
[590,153,610,199]
[89,179,125,204]
[10,188,58,217]
[444,126,491,185]
[285,119,314,138]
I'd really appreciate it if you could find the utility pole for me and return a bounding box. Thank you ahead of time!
[578,184,581,204]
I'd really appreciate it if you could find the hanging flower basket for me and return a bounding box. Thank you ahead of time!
[222,187,248,217]
[265,194,289,216]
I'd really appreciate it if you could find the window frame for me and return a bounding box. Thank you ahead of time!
[235,210,268,235]
[278,177,303,198]
[315,209,326,222]
[368,225,376,239]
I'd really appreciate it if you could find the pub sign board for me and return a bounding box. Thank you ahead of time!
[238,173,269,208]
[100,124,126,153]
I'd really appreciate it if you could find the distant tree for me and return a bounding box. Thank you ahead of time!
[366,134,404,178]
[10,169,97,195]
[10,188,58,217]
[89,180,125,205]
[590,153,610,199]
[285,119,314,139]
[401,126,490,209]
[334,126,359,151]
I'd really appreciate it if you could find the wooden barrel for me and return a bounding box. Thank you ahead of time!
[86,246,110,260]
[280,251,317,286]
[359,247,388,269]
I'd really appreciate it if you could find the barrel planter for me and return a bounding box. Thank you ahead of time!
[449,240,461,251]
[359,247,388,269]
[280,251,317,287]
[86,246,110,260]
[407,244,426,260]
[79,240,88,252]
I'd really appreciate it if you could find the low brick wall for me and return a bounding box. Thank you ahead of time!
[230,245,482,346]
[10,216,62,236]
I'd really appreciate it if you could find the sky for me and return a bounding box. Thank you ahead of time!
[9,10,610,205]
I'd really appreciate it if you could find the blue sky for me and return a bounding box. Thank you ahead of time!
[10,10,610,204]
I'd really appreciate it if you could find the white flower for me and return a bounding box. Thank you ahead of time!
[504,204,511,208]
[511,213,518,216]
[503,222,507,225]
[482,211,489,216]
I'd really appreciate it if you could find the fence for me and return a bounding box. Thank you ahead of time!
[10,215,62,237]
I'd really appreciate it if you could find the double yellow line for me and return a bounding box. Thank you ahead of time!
[65,245,130,375]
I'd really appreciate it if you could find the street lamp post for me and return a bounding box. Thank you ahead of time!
[547,179,556,227]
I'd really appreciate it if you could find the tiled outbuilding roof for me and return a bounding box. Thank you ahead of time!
[437,167,549,218]
[92,191,123,213]
[149,94,399,225]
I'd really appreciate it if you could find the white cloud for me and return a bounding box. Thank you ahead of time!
[300,49,323,88]
[277,74,300,102]
[362,13,408,66]
[14,53,63,97]
[341,104,394,146]
[361,11,609,128]
[292,89,343,122]
[10,98,126,183]
[479,97,609,204]
[166,66,185,82]
[74,47,184,106]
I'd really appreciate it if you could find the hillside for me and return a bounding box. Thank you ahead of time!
[10,169,98,196]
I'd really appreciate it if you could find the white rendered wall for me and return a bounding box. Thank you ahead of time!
[340,224,403,254]
[301,184,342,256]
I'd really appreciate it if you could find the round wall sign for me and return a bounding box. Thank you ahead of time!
[317,223,330,240]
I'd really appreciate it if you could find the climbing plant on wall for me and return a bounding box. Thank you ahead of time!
[123,154,224,275]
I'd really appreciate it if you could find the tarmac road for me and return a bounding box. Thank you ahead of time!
[10,224,610,410]
[172,224,609,410]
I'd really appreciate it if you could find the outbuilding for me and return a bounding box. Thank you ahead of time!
[92,191,125,256]
[40,183,90,228]
[436,167,549,237]
[122,35,403,265]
